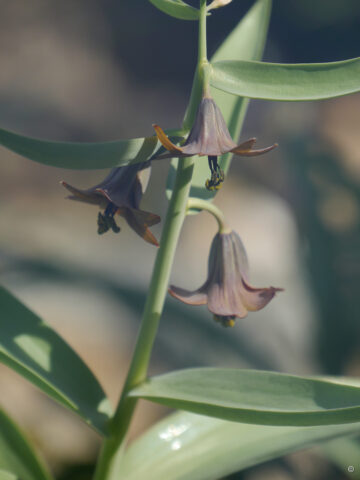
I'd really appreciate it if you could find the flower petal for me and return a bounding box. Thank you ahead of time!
[122,207,160,246]
[153,124,184,154]
[241,280,283,311]
[169,285,208,306]
[61,181,105,206]
[231,142,278,156]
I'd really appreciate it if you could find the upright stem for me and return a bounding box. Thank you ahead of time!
[93,157,195,480]
[183,0,210,129]
[198,0,208,64]
[94,1,208,478]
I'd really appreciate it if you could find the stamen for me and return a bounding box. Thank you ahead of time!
[97,203,120,235]
[206,156,225,191]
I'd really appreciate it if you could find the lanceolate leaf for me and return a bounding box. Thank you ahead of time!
[0,127,183,170]
[0,408,53,480]
[119,410,360,480]
[0,286,112,434]
[130,368,360,426]
[167,0,272,203]
[211,57,360,101]
[148,0,199,20]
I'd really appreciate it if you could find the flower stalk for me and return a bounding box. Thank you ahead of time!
[187,197,230,233]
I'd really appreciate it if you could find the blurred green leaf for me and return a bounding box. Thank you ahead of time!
[0,471,19,480]
[321,436,360,479]
[0,286,112,434]
[130,368,360,426]
[168,0,272,205]
[0,127,183,170]
[0,408,53,480]
[211,57,360,100]
[120,410,360,480]
[148,0,199,20]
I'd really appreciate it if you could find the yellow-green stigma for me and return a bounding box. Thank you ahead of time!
[213,315,236,328]
[206,156,224,191]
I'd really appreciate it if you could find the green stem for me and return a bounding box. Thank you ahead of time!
[93,157,195,480]
[187,197,230,233]
[183,0,210,129]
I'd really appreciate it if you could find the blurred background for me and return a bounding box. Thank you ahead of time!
[0,0,360,478]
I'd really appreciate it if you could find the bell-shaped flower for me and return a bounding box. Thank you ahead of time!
[169,230,282,327]
[61,163,160,246]
[153,96,277,190]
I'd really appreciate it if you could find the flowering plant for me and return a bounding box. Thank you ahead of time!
[1,1,360,479]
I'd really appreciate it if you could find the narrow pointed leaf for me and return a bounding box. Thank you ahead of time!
[167,0,272,203]
[120,410,360,480]
[211,57,360,101]
[0,127,183,170]
[0,408,53,480]
[130,368,360,426]
[0,286,112,434]
[148,0,199,20]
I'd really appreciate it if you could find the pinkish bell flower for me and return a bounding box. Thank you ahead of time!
[169,230,283,327]
[153,95,277,191]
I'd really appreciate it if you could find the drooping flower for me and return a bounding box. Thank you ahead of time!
[169,230,283,327]
[153,95,277,191]
[61,163,161,246]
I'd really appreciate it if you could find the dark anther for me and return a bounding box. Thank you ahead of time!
[97,203,120,235]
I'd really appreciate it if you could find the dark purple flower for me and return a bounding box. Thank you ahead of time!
[169,230,283,327]
[61,163,160,246]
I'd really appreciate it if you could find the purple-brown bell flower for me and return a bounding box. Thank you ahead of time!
[61,163,161,246]
[169,230,283,327]
[153,95,277,191]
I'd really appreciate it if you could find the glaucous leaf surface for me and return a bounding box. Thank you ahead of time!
[167,0,272,204]
[211,57,360,101]
[130,368,360,426]
[0,287,112,434]
[0,408,53,480]
[148,0,199,20]
[0,127,183,169]
[120,410,360,480]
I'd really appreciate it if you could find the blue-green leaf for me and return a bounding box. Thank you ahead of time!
[0,127,183,170]
[148,0,199,20]
[130,368,360,426]
[0,408,53,480]
[0,286,112,434]
[211,57,360,101]
[119,410,360,480]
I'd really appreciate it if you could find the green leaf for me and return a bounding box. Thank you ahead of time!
[211,57,360,101]
[0,286,112,434]
[148,0,199,20]
[321,437,360,478]
[0,471,19,480]
[167,0,272,205]
[0,408,53,480]
[120,410,360,480]
[130,368,360,426]
[0,127,183,170]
